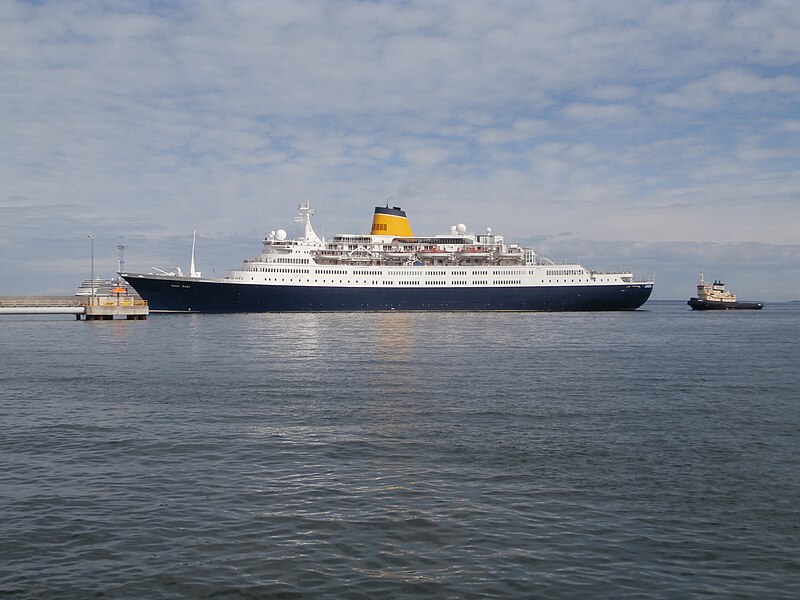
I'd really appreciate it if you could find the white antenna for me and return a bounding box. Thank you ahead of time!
[190,230,201,278]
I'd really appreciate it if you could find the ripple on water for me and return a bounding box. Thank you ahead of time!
[2,305,800,598]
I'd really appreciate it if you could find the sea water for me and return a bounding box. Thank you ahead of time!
[1,302,799,598]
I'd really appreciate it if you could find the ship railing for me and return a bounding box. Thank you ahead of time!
[588,271,654,283]
[84,296,148,307]
[623,271,655,283]
[0,296,85,307]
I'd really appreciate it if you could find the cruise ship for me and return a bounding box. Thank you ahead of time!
[75,278,139,298]
[121,203,653,312]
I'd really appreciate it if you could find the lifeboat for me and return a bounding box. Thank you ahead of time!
[496,249,524,263]
[383,249,415,260]
[312,251,344,264]
[416,247,451,260]
[455,246,492,260]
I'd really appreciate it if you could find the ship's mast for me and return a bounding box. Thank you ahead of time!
[294,201,322,244]
[190,229,201,278]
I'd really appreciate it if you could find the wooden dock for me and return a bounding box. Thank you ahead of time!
[0,296,149,320]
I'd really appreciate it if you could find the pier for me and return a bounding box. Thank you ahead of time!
[0,296,149,320]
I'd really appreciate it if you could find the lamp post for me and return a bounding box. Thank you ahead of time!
[88,235,94,302]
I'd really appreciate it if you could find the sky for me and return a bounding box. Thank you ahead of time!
[1,0,799,301]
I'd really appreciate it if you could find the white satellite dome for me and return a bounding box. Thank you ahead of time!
[456,223,467,235]
[275,229,287,241]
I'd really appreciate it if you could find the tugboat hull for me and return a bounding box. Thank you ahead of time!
[688,298,763,310]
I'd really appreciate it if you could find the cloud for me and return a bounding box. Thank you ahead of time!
[591,85,638,102]
[658,69,800,109]
[1,0,799,301]
[562,103,639,122]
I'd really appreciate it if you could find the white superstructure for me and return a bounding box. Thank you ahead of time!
[225,203,642,290]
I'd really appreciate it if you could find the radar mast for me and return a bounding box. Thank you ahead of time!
[294,201,322,245]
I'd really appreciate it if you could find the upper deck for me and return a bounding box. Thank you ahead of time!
[236,202,651,286]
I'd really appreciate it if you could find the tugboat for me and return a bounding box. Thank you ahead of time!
[688,273,763,310]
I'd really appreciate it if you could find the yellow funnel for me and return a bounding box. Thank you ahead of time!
[370,206,413,237]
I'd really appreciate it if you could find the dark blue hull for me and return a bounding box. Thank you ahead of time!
[122,274,653,312]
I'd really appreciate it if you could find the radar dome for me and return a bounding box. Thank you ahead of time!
[275,229,287,241]
[450,225,457,234]
[456,223,467,235]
